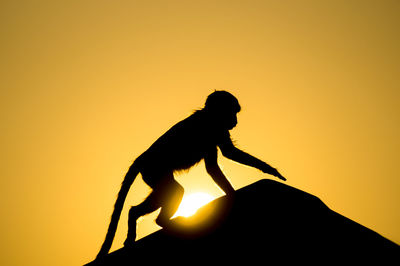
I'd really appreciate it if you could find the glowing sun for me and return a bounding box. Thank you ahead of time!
[173,193,214,218]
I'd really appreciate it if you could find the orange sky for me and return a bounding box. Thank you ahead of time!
[1,1,399,265]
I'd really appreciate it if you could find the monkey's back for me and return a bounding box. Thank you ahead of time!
[139,111,225,174]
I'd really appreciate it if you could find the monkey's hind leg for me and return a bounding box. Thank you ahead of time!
[124,173,184,246]
[155,179,184,228]
[124,206,140,247]
[123,194,160,247]
[123,174,171,246]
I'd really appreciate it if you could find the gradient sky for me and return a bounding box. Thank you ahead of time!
[1,1,399,265]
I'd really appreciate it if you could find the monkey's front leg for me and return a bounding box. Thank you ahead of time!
[206,164,235,196]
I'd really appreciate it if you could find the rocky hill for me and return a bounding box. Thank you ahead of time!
[86,179,399,265]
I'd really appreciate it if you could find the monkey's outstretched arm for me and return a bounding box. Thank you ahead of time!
[204,148,235,195]
[219,141,286,181]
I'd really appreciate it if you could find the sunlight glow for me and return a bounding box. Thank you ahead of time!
[173,193,215,218]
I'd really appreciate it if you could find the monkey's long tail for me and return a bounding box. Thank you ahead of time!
[96,161,140,259]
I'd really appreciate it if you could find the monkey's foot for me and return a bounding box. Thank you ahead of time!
[124,238,135,248]
[124,224,136,247]
[155,216,173,229]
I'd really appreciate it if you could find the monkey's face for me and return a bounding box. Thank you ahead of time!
[219,110,238,130]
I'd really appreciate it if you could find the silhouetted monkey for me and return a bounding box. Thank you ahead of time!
[96,91,286,259]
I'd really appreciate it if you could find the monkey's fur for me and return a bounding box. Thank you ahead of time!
[96,91,286,259]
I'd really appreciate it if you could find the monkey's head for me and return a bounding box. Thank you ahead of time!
[204,90,241,130]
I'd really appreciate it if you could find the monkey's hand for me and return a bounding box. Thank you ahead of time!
[259,162,287,181]
[272,169,286,181]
